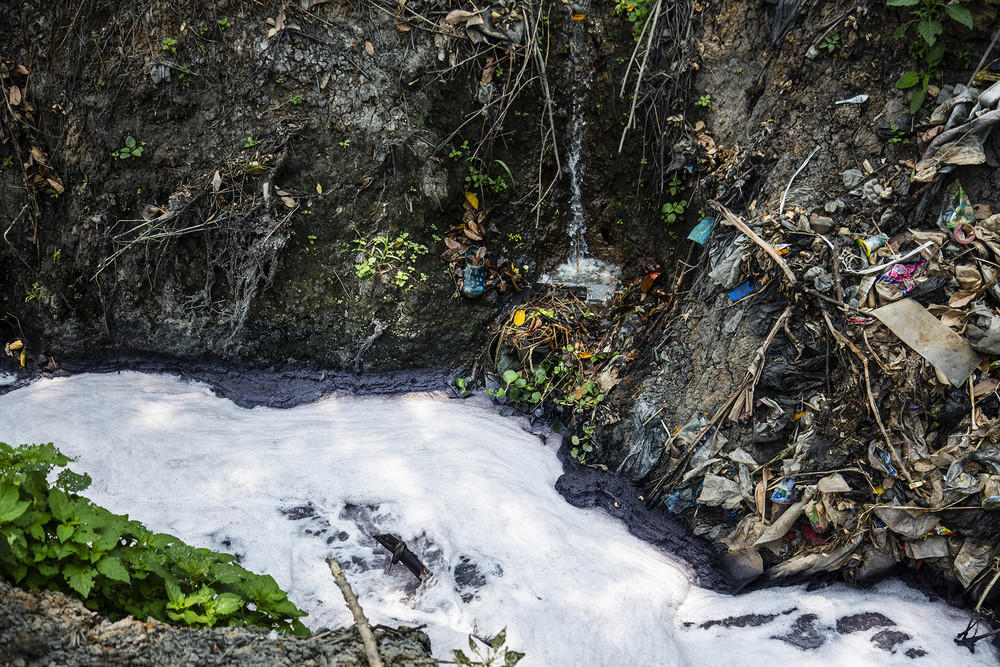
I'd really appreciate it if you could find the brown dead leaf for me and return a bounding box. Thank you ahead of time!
[444,237,462,250]
[9,85,21,106]
[365,41,374,55]
[394,17,411,31]
[280,196,296,208]
[948,289,977,309]
[29,146,46,164]
[444,9,477,24]
[466,221,483,240]
[46,178,64,193]
[974,378,1000,398]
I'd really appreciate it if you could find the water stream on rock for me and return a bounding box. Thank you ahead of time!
[540,2,620,303]
[1,371,994,666]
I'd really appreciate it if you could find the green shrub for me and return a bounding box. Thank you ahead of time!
[0,443,308,635]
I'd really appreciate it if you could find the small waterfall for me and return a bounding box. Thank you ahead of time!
[541,2,620,302]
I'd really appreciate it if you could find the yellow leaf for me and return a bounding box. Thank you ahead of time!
[578,351,592,359]
[513,310,526,326]
[20,348,27,367]
[572,13,586,20]
[465,191,479,209]
[316,183,323,195]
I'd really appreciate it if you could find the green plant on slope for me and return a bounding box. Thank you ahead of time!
[349,232,429,289]
[0,443,308,635]
[887,0,983,113]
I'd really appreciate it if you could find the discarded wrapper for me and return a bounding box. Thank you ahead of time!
[872,298,980,387]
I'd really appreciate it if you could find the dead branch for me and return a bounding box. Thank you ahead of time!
[326,558,384,667]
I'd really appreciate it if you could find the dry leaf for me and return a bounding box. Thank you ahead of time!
[572,13,586,20]
[9,85,21,106]
[394,17,411,31]
[29,146,46,164]
[444,237,462,250]
[444,9,477,23]
[948,289,977,309]
[46,178,64,193]
[974,378,999,398]
[365,40,374,55]
[513,310,526,326]
[465,191,479,209]
[280,196,296,208]
[211,170,222,192]
[316,183,323,195]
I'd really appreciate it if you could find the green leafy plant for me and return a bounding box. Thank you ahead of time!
[113,136,145,160]
[0,443,308,635]
[24,282,40,303]
[290,95,302,105]
[217,17,232,31]
[52,249,62,262]
[244,136,259,149]
[348,232,429,289]
[161,37,177,53]
[661,200,687,224]
[820,33,841,52]
[694,94,712,109]
[888,0,978,113]
[612,0,654,41]
[339,139,351,148]
[452,628,524,667]
[570,425,596,464]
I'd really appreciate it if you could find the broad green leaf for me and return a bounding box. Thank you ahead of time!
[64,562,96,597]
[505,650,525,666]
[96,556,131,584]
[910,85,928,114]
[213,592,243,616]
[917,19,942,45]
[945,4,973,28]
[57,523,74,542]
[49,488,71,522]
[895,70,921,89]
[492,627,507,650]
[0,486,28,523]
[502,370,518,385]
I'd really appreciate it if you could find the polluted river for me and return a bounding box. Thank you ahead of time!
[1,370,994,666]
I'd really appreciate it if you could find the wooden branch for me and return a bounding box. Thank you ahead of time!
[326,558,384,667]
[712,202,798,285]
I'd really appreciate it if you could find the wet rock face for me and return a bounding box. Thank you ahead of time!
[0,0,669,372]
[0,579,436,666]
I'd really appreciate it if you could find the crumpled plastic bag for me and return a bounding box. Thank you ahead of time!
[964,303,1000,355]
[616,398,666,480]
[698,474,743,509]
[953,537,997,587]
[873,503,939,540]
[709,236,749,289]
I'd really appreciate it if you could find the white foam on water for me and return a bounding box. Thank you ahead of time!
[0,372,995,666]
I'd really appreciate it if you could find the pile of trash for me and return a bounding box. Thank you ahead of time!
[645,78,1000,645]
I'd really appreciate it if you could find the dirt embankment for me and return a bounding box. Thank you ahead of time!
[596,0,1000,639]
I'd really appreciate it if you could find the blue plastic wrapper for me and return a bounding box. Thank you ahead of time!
[728,280,754,301]
[771,477,796,504]
[687,217,717,245]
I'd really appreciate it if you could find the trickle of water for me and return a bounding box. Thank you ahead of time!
[542,2,621,302]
